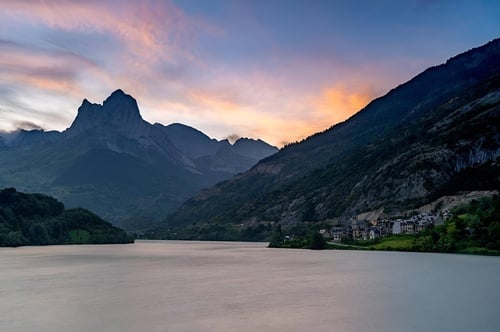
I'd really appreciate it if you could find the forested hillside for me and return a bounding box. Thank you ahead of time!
[0,188,132,247]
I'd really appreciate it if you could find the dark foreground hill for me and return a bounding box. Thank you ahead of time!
[0,188,132,247]
[169,38,500,226]
[0,90,277,230]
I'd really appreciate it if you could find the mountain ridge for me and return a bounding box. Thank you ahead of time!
[0,90,278,230]
[168,38,500,226]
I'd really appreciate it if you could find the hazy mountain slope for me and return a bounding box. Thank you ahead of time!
[169,38,500,226]
[0,90,278,229]
[161,123,222,159]
[161,123,278,177]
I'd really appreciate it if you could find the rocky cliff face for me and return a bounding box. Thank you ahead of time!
[168,38,500,226]
[69,89,144,135]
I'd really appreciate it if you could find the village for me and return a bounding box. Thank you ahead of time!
[317,212,448,243]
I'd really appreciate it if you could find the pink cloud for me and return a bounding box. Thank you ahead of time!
[1,1,208,64]
[0,1,427,147]
[0,44,100,98]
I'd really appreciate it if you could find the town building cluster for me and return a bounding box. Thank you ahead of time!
[321,212,446,242]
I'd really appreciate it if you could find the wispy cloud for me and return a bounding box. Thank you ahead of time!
[0,0,497,146]
[0,0,220,134]
[2,1,204,59]
[1,0,218,85]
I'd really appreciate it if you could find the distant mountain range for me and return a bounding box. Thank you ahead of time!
[0,90,278,229]
[169,38,500,226]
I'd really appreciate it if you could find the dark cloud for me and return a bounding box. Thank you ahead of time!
[14,120,44,130]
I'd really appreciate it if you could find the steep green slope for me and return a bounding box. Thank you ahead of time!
[0,188,132,247]
[169,38,500,226]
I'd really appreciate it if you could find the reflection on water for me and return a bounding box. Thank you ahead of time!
[1,240,499,332]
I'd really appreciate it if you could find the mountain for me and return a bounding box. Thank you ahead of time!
[0,90,278,230]
[168,38,500,226]
[158,123,277,175]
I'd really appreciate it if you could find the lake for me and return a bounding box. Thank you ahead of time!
[1,240,499,332]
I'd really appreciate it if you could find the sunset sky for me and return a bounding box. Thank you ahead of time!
[0,0,499,146]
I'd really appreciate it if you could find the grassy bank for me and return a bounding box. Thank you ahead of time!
[326,234,500,255]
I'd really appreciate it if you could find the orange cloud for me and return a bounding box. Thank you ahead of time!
[155,84,341,147]
[313,84,375,125]
[137,70,379,148]
[0,1,389,147]
[188,90,242,112]
[232,83,376,146]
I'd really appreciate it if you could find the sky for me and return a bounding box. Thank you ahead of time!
[0,0,499,146]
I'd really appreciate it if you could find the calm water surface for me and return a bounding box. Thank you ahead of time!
[1,240,499,332]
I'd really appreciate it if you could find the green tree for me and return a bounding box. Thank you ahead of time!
[3,231,27,247]
[28,224,50,245]
[308,232,326,250]
[268,225,283,248]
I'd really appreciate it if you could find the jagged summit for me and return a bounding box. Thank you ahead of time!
[103,89,141,118]
[68,89,144,134]
[109,88,126,96]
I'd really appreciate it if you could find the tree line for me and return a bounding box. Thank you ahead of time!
[0,188,133,247]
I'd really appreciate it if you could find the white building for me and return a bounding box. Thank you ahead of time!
[392,221,401,234]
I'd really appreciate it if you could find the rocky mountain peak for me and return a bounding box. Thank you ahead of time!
[102,89,142,121]
[68,89,144,135]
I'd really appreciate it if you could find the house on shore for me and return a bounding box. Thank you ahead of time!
[329,227,343,242]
